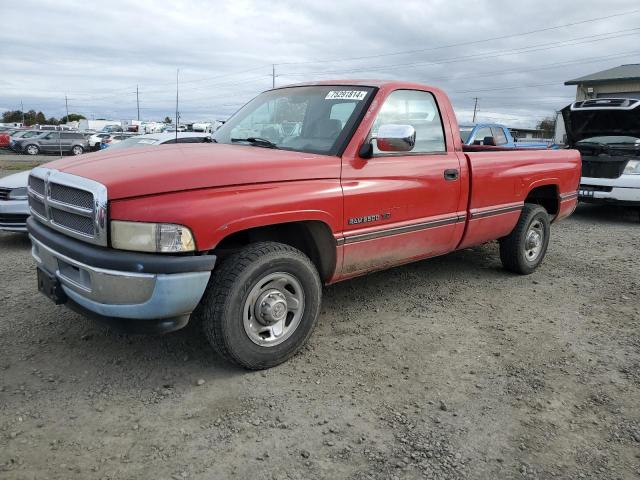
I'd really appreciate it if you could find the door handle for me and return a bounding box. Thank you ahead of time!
[444,169,459,181]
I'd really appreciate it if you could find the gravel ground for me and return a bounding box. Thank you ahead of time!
[1,178,639,479]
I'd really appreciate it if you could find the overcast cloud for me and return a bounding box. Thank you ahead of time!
[1,0,639,127]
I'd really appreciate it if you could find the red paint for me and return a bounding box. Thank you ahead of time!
[0,133,10,148]
[44,80,581,283]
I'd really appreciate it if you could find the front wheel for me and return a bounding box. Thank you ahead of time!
[499,204,550,274]
[194,242,322,369]
[71,145,84,155]
[25,144,39,155]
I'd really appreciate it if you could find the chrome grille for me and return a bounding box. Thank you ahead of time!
[51,208,95,235]
[29,196,46,217]
[28,176,45,196]
[0,187,10,201]
[50,183,94,209]
[28,168,108,246]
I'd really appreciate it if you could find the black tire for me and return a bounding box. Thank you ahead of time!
[499,204,550,275]
[24,144,39,155]
[193,242,322,369]
[71,145,84,155]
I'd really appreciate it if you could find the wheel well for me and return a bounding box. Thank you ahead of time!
[213,221,337,281]
[525,185,559,216]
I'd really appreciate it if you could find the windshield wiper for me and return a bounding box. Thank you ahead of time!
[231,137,278,148]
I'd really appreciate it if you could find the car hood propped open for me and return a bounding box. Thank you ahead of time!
[561,99,640,146]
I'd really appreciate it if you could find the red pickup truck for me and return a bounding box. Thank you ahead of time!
[27,80,580,369]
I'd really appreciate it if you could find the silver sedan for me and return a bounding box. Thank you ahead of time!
[0,170,30,232]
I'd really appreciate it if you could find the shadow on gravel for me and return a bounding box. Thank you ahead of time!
[572,203,640,225]
[0,231,30,249]
[3,229,504,382]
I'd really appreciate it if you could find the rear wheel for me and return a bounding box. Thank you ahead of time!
[71,145,84,155]
[194,242,322,369]
[25,144,39,155]
[499,204,550,274]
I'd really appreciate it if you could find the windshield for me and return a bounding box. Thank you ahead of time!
[577,135,640,145]
[213,85,375,155]
[459,127,473,143]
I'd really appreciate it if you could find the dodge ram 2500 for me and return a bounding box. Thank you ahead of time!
[27,80,581,369]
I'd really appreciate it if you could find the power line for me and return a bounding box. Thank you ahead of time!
[279,28,640,77]
[275,8,640,66]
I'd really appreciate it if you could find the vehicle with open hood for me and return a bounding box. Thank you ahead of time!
[26,80,580,369]
[561,97,640,206]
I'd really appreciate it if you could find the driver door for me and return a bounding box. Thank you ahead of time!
[340,89,464,277]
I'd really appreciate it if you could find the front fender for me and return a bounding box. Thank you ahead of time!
[109,180,344,251]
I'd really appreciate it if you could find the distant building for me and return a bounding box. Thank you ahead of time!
[510,127,544,140]
[565,64,640,100]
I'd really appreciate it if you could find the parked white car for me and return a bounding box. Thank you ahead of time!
[88,133,111,150]
[192,122,212,133]
[102,132,212,149]
[563,98,640,207]
[0,170,30,232]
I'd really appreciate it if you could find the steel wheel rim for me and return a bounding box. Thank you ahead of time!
[524,219,544,262]
[243,272,305,347]
[27,145,37,155]
[72,146,82,155]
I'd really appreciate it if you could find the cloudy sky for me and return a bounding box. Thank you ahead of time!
[1,0,639,127]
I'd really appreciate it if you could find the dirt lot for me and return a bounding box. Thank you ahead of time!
[0,177,638,479]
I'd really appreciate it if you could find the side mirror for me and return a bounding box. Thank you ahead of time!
[482,136,496,146]
[376,124,416,152]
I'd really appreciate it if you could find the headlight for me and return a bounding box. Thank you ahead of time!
[623,160,640,175]
[110,221,195,253]
[8,187,28,200]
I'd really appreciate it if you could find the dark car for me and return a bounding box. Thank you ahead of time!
[15,131,90,156]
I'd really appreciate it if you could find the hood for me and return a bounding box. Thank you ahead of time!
[562,100,640,145]
[0,169,30,189]
[41,143,340,200]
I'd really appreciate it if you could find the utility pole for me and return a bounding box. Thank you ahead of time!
[65,94,70,124]
[272,64,275,89]
[136,84,140,121]
[175,69,179,143]
[20,101,25,125]
[472,97,479,123]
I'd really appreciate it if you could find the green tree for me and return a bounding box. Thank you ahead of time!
[2,110,22,123]
[35,112,46,124]
[60,113,86,123]
[164,116,172,124]
[24,110,37,126]
[536,117,556,138]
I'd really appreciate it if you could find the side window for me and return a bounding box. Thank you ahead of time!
[372,90,445,154]
[491,127,508,145]
[472,127,493,144]
[45,132,60,140]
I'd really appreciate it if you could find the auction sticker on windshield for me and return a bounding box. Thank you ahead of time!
[325,91,368,100]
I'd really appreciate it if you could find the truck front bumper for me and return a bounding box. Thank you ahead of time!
[579,175,640,207]
[27,217,216,333]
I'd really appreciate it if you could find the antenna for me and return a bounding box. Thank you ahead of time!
[65,94,70,124]
[136,84,140,121]
[175,69,179,143]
